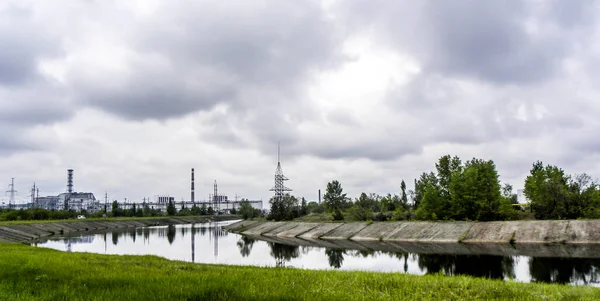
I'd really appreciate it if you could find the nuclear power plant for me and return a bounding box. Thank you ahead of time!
[34,169,100,212]
[3,167,263,214]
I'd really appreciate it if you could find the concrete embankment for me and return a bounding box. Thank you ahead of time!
[0,216,239,244]
[224,220,600,258]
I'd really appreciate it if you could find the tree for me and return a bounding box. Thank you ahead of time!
[307,201,324,214]
[524,161,569,219]
[268,194,299,221]
[111,200,122,217]
[239,199,258,219]
[190,204,201,216]
[207,206,214,215]
[400,180,408,207]
[324,180,347,221]
[567,173,600,219]
[300,197,308,216]
[167,199,176,216]
[415,155,511,221]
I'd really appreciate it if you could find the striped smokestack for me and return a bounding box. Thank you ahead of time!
[67,169,74,194]
[191,168,195,203]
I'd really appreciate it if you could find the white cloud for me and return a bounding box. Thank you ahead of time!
[2,0,600,205]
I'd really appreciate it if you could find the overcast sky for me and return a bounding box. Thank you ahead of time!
[2,0,600,204]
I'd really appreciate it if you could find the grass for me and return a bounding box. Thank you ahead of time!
[0,243,598,300]
[0,215,239,226]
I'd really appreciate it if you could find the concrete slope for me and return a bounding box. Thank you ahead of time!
[0,216,238,244]
[227,220,600,245]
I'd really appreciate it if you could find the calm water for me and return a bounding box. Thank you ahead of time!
[34,221,600,287]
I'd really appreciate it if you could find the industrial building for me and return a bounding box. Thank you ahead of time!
[34,169,100,213]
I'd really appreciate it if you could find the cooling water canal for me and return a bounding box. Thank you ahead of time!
[34,221,600,286]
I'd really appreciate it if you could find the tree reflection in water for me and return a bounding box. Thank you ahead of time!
[418,254,515,280]
[167,225,176,245]
[267,242,300,267]
[111,231,119,246]
[325,249,346,269]
[236,236,256,257]
[391,252,410,273]
[529,257,600,285]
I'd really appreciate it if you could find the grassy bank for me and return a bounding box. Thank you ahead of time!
[0,243,598,300]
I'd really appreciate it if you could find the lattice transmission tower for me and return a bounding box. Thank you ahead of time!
[269,144,292,202]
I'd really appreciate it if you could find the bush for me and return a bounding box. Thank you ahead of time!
[392,207,411,221]
[347,206,373,221]
[373,212,391,222]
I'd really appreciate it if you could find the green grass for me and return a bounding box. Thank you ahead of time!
[0,215,239,226]
[0,243,598,300]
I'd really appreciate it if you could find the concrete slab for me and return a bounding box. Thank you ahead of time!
[514,220,570,243]
[565,220,600,243]
[277,223,321,238]
[0,226,38,239]
[7,225,52,237]
[386,221,473,242]
[224,220,262,233]
[320,223,368,240]
[297,223,344,239]
[351,222,404,241]
[242,222,286,236]
[29,224,63,235]
[0,229,34,242]
[462,221,521,243]
[262,222,302,237]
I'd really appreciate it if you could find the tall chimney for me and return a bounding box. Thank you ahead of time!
[191,168,195,203]
[67,169,74,194]
[318,189,321,204]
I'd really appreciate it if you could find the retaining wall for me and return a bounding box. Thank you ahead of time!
[224,220,600,258]
[0,216,238,244]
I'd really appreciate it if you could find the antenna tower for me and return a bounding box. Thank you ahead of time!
[30,182,37,208]
[7,178,16,209]
[269,143,292,204]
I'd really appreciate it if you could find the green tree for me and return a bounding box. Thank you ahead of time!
[451,158,509,221]
[415,155,511,221]
[566,173,600,219]
[324,180,347,221]
[111,200,122,217]
[524,161,569,219]
[400,180,408,207]
[239,199,257,219]
[207,206,214,215]
[306,201,324,214]
[268,194,299,221]
[166,199,176,216]
[300,197,308,216]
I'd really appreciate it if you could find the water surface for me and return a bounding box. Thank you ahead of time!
[34,221,600,287]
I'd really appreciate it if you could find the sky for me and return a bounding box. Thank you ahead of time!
[2,0,600,204]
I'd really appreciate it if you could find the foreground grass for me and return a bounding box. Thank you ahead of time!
[0,244,598,301]
[0,215,239,226]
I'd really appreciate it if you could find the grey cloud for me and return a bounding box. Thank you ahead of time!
[297,140,422,162]
[0,6,61,86]
[67,0,344,121]
[340,0,595,84]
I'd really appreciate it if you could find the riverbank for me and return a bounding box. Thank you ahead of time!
[0,243,597,300]
[0,216,240,243]
[225,220,600,258]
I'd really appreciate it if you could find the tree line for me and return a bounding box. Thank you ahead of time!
[267,155,600,222]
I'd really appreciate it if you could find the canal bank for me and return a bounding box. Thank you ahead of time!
[224,220,600,258]
[0,216,240,244]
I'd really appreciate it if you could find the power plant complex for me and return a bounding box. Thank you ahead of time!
[2,168,263,214]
